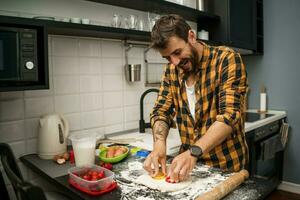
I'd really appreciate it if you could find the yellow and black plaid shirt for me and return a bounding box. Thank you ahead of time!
[150,42,248,172]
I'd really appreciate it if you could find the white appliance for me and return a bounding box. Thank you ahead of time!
[38,114,69,159]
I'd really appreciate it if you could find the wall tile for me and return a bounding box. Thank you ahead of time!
[0,120,25,142]
[52,37,78,56]
[104,124,124,134]
[0,99,24,121]
[102,58,123,74]
[124,105,139,122]
[79,57,101,75]
[80,76,101,93]
[25,118,39,139]
[52,56,79,75]
[54,94,80,114]
[24,78,54,98]
[127,46,143,59]
[124,121,138,130]
[103,108,123,126]
[9,141,26,159]
[53,76,80,95]
[101,40,123,58]
[0,91,23,100]
[26,138,37,154]
[79,38,101,57]
[103,91,123,109]
[65,113,81,131]
[102,74,123,91]
[80,93,102,111]
[124,90,142,106]
[24,97,54,118]
[81,110,103,129]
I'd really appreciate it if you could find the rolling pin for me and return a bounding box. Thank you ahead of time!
[197,169,249,200]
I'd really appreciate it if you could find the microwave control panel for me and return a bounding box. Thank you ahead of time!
[19,29,38,81]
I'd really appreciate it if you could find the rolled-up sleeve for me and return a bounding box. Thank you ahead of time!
[150,64,176,129]
[216,52,248,136]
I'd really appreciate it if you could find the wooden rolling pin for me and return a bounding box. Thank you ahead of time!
[197,169,249,200]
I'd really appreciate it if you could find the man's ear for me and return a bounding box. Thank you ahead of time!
[188,30,197,44]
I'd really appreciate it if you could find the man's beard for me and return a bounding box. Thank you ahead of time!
[177,44,199,76]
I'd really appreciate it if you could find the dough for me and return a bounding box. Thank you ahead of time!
[135,173,192,192]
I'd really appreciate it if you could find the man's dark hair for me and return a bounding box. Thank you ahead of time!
[151,14,191,50]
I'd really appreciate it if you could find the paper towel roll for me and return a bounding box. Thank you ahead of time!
[260,93,267,112]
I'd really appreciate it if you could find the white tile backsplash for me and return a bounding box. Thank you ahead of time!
[65,113,81,131]
[0,120,25,142]
[54,94,81,114]
[52,36,78,56]
[103,108,124,126]
[102,58,123,75]
[124,90,142,106]
[124,105,139,122]
[0,99,24,121]
[102,74,123,91]
[81,110,103,129]
[0,91,23,100]
[79,57,101,75]
[25,118,39,139]
[79,38,101,57]
[26,138,38,154]
[53,76,80,94]
[25,97,54,118]
[103,91,123,109]
[52,56,79,75]
[9,141,26,159]
[79,75,102,93]
[101,40,123,58]
[80,93,103,111]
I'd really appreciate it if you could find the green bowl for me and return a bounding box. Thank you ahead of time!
[99,146,129,163]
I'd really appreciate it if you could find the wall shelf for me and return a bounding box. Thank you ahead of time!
[85,0,220,23]
[0,15,151,42]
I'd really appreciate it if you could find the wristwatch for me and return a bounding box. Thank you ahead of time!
[189,145,203,158]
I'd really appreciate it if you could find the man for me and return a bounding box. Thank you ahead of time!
[143,14,248,183]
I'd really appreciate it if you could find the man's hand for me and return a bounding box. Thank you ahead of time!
[143,120,169,177]
[143,140,167,177]
[168,150,197,182]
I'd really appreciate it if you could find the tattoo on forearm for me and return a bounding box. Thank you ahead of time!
[153,121,169,142]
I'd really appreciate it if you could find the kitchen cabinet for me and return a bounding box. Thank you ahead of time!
[207,0,263,54]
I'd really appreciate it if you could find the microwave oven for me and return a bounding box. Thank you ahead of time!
[0,21,48,92]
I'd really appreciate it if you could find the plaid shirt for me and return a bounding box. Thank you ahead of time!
[150,42,248,172]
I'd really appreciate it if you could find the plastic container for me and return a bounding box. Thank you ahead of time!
[69,132,96,167]
[68,165,115,194]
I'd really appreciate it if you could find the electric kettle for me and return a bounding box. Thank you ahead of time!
[38,114,69,159]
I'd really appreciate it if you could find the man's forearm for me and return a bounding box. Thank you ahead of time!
[194,121,232,154]
[152,121,169,143]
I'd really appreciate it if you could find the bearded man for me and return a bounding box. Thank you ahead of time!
[143,14,249,183]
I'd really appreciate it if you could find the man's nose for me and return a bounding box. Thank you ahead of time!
[170,55,180,66]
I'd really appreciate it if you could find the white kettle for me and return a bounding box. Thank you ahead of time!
[38,114,69,159]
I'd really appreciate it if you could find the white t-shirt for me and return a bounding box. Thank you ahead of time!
[185,81,196,120]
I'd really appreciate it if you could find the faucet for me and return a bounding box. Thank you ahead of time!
[139,88,159,133]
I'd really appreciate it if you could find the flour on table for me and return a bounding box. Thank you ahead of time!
[135,173,192,192]
[116,157,234,200]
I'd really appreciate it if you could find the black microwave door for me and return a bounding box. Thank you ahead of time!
[0,30,19,80]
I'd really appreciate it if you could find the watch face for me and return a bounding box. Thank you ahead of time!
[190,145,202,157]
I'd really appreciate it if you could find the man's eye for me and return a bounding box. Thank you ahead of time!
[173,50,181,56]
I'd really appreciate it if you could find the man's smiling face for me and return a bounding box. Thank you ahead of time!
[159,36,199,74]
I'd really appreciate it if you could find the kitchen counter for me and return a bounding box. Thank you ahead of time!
[20,153,273,200]
[245,110,286,132]
[106,109,287,155]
